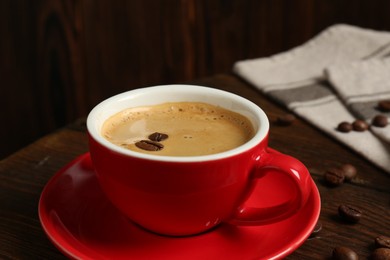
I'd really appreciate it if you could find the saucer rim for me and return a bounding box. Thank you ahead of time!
[38,153,93,260]
[38,152,321,260]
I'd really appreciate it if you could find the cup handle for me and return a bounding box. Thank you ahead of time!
[229,148,312,225]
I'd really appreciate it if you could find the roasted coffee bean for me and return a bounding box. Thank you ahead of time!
[332,246,358,260]
[148,132,169,142]
[352,120,369,132]
[340,164,357,181]
[324,168,345,186]
[135,140,164,151]
[370,248,390,260]
[309,221,322,238]
[276,113,296,126]
[338,204,363,223]
[372,115,388,127]
[378,100,390,112]
[375,235,390,249]
[337,122,353,133]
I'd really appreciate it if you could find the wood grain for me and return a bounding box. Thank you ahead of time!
[2,0,390,160]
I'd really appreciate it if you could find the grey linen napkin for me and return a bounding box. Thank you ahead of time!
[326,58,390,145]
[233,24,390,173]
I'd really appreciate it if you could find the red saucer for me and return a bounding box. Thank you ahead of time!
[39,153,320,260]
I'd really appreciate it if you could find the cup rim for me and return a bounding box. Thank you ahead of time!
[86,85,269,162]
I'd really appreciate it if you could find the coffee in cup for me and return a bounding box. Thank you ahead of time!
[101,102,255,156]
[87,85,313,236]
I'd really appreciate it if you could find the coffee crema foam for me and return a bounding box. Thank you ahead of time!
[102,102,255,156]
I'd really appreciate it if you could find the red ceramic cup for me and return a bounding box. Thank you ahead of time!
[87,85,312,236]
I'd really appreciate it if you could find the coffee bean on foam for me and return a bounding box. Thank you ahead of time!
[135,140,164,151]
[148,132,169,142]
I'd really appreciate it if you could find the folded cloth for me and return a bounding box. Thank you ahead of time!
[326,58,390,144]
[233,24,390,173]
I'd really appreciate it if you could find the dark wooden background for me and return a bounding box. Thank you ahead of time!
[2,0,390,159]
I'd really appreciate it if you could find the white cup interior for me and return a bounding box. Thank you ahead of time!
[87,85,269,162]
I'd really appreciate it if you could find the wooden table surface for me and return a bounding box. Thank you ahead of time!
[1,74,389,259]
